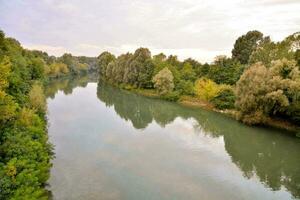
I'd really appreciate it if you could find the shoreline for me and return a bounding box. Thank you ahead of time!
[120,86,300,136]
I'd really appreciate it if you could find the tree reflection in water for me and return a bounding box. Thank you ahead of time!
[46,78,300,199]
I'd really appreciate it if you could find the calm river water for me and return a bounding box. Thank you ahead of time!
[46,76,300,200]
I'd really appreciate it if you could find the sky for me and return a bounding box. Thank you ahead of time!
[0,0,299,63]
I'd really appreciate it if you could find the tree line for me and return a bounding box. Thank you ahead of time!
[97,30,300,127]
[0,29,101,199]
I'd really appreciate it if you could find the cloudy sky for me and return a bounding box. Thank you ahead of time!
[0,0,299,62]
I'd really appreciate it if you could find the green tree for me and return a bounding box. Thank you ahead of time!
[0,56,11,90]
[153,67,174,95]
[208,56,244,85]
[97,52,116,78]
[211,87,235,110]
[181,62,196,81]
[249,32,299,66]
[232,30,264,64]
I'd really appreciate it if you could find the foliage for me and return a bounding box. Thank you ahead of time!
[29,83,46,113]
[207,56,244,85]
[176,80,194,95]
[161,91,180,102]
[232,30,264,64]
[181,62,196,81]
[0,30,53,199]
[211,87,236,110]
[98,51,116,77]
[249,32,299,66]
[47,62,69,77]
[235,59,300,125]
[152,67,174,95]
[0,56,11,90]
[194,78,221,101]
[90,31,300,128]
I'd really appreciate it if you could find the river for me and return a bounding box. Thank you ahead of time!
[45,76,300,200]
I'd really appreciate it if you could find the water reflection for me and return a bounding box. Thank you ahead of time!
[96,82,300,199]
[45,74,97,99]
[46,78,300,199]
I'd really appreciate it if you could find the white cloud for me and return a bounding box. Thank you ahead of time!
[1,0,299,62]
[23,44,68,56]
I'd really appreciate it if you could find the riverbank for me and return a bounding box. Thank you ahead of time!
[120,86,300,135]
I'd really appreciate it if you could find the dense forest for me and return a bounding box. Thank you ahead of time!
[97,30,300,128]
[0,30,96,199]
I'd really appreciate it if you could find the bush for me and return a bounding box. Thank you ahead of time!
[211,88,236,110]
[176,80,194,95]
[162,91,180,102]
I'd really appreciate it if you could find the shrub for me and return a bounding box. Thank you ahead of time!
[211,87,236,110]
[162,91,180,102]
[176,80,194,95]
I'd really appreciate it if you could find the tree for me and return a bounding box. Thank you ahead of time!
[48,62,69,77]
[177,80,194,95]
[0,56,11,90]
[194,78,221,101]
[97,52,116,77]
[235,59,300,125]
[29,84,46,113]
[0,91,17,123]
[249,32,299,66]
[153,67,174,95]
[30,58,45,79]
[232,30,264,64]
[181,62,196,81]
[207,56,244,85]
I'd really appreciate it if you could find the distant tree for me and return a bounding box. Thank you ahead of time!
[166,55,181,69]
[232,30,264,64]
[208,56,244,85]
[97,52,116,77]
[181,62,196,81]
[30,57,45,79]
[249,32,299,66]
[48,62,69,77]
[153,67,174,95]
[183,58,202,77]
[123,48,154,87]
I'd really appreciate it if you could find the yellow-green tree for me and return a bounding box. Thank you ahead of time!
[194,78,221,101]
[29,83,46,113]
[0,56,11,90]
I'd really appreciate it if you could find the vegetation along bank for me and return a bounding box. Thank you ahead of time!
[97,30,300,133]
[0,30,97,199]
